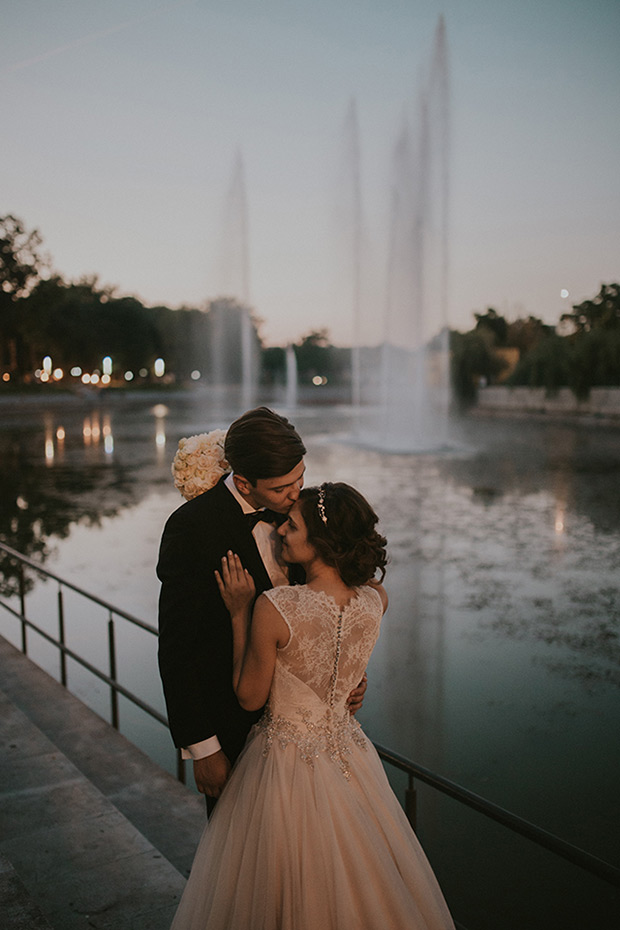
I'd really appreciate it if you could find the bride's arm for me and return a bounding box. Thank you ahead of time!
[233,595,288,710]
[215,553,288,711]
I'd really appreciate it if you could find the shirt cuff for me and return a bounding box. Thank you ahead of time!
[181,736,222,760]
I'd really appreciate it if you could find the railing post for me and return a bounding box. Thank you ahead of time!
[108,613,119,730]
[57,585,67,687]
[17,561,28,654]
[405,773,417,829]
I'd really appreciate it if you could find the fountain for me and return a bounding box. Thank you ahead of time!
[211,149,258,409]
[352,17,451,452]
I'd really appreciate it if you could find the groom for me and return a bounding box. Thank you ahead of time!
[157,407,365,810]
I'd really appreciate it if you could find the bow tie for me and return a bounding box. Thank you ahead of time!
[245,509,287,529]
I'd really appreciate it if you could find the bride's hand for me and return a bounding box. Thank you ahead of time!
[215,551,256,616]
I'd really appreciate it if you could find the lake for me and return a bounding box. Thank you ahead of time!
[1,389,618,929]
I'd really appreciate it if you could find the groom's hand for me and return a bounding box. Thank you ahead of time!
[346,673,368,715]
[193,751,231,798]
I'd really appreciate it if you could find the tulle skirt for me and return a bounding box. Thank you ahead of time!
[171,724,455,930]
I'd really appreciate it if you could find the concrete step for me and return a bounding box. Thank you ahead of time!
[0,636,206,930]
[0,854,54,929]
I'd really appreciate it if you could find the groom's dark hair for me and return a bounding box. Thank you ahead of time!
[225,407,306,485]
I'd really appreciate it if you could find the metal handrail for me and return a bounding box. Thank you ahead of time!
[373,743,620,888]
[0,541,156,633]
[0,540,182,776]
[1,539,619,895]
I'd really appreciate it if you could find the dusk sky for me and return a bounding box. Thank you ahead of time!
[3,0,619,345]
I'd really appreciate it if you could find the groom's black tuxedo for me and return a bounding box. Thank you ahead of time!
[157,475,289,764]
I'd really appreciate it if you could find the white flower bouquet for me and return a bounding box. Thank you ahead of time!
[172,429,230,501]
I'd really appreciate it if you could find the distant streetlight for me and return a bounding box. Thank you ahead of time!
[102,356,113,376]
[154,358,165,378]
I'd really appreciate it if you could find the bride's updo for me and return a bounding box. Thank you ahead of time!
[297,483,387,587]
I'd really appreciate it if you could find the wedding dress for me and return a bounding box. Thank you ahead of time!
[170,584,455,930]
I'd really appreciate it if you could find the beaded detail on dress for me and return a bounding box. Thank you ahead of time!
[256,704,368,779]
[259,585,383,778]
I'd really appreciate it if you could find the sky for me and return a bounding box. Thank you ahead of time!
[2,0,619,346]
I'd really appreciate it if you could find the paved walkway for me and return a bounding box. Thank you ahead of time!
[0,635,206,929]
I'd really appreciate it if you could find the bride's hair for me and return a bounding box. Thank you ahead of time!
[297,483,387,587]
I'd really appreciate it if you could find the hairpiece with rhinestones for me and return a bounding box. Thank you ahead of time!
[317,486,328,524]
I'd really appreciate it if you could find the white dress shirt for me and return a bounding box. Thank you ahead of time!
[182,473,289,761]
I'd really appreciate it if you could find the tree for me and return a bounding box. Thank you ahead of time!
[0,215,46,375]
[474,308,508,346]
[260,346,286,385]
[294,329,333,384]
[507,334,573,393]
[24,276,161,377]
[570,329,620,396]
[450,330,506,407]
[561,283,620,334]
[0,215,45,300]
[506,316,555,354]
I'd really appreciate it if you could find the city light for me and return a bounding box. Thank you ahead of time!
[102,356,113,376]
[43,356,52,375]
[124,371,134,381]
[154,358,165,378]
[191,370,201,380]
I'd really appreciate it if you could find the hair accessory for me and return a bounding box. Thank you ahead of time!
[317,486,328,525]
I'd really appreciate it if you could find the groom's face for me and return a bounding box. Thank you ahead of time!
[238,459,306,514]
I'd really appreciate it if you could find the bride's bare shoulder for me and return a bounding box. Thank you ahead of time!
[364,579,388,613]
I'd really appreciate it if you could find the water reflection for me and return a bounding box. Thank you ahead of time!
[0,396,617,930]
[152,404,169,459]
[0,415,138,596]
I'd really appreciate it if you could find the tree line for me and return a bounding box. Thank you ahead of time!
[1,214,618,401]
[0,214,349,388]
[450,287,620,405]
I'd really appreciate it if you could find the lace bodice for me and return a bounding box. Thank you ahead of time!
[257,584,383,777]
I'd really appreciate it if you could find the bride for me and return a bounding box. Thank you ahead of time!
[170,482,455,930]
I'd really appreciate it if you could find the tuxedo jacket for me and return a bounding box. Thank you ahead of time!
[157,476,297,764]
